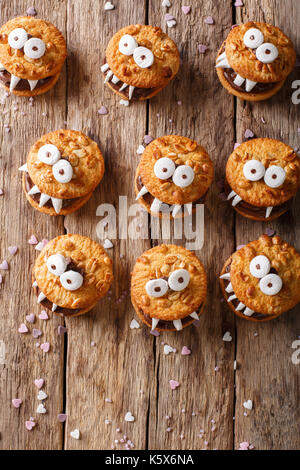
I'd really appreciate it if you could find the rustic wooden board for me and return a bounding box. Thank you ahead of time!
[0,0,299,451]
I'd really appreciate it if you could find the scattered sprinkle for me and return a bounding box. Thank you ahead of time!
[98,106,108,115]
[125,411,135,422]
[182,6,191,15]
[244,129,254,139]
[0,260,9,270]
[70,429,80,439]
[105,398,112,403]
[103,238,113,249]
[28,235,38,245]
[32,328,42,339]
[58,326,67,335]
[120,99,129,107]
[143,135,153,145]
[34,379,45,390]
[204,16,214,25]
[181,346,191,356]
[169,380,180,390]
[12,398,22,408]
[136,145,145,155]
[234,0,244,6]
[26,313,35,323]
[25,420,36,430]
[163,344,176,355]
[18,323,28,334]
[130,319,140,329]
[39,310,48,320]
[150,329,160,336]
[104,1,115,10]
[198,44,208,54]
[162,0,171,6]
[243,400,253,410]
[58,413,67,423]
[8,246,18,255]
[223,331,232,342]
[37,390,47,401]
[40,342,50,353]
[26,6,37,16]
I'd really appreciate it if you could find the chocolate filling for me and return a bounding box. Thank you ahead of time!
[139,305,202,330]
[25,173,80,209]
[34,261,86,316]
[102,58,157,100]
[224,179,291,219]
[0,69,52,91]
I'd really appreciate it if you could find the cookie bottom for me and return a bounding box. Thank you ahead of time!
[22,172,93,215]
[131,295,205,332]
[0,71,61,97]
[219,257,283,322]
[105,80,163,101]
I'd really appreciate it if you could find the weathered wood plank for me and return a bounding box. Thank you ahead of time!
[0,0,67,450]
[234,0,300,450]
[63,0,154,450]
[147,0,236,450]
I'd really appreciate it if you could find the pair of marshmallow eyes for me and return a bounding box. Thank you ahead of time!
[243,160,286,188]
[46,254,83,291]
[154,158,195,188]
[119,34,154,69]
[243,28,278,64]
[38,144,73,184]
[249,255,282,295]
[8,28,46,59]
[146,269,190,298]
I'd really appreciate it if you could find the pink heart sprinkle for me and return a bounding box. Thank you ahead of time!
[239,441,250,450]
[150,329,160,337]
[204,16,214,25]
[26,6,37,16]
[0,188,3,195]
[58,413,67,423]
[32,328,42,338]
[28,235,38,245]
[143,135,153,144]
[198,44,208,54]
[34,378,44,389]
[244,129,254,139]
[165,13,174,21]
[58,326,67,335]
[169,380,180,390]
[18,323,28,334]
[26,313,35,323]
[39,310,48,320]
[182,6,191,15]
[236,244,245,250]
[0,260,9,270]
[8,246,18,255]
[0,274,2,284]
[40,342,50,353]
[98,106,108,115]
[181,346,191,356]
[193,319,200,327]
[234,142,241,149]
[234,0,243,6]
[25,420,35,430]
[12,398,22,408]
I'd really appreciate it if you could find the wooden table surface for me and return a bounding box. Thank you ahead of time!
[0,0,299,451]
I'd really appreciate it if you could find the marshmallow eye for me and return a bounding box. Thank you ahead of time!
[243,28,264,49]
[60,270,83,291]
[119,34,138,55]
[133,46,154,68]
[146,279,168,298]
[24,37,46,59]
[38,144,61,165]
[52,159,73,183]
[168,269,190,291]
[172,165,195,188]
[264,165,286,188]
[46,254,68,276]
[249,255,271,278]
[8,28,28,49]
[259,273,283,296]
[243,160,265,181]
[154,157,175,180]
[256,43,278,64]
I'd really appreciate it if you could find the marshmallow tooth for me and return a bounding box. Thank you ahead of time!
[39,193,51,207]
[10,74,21,91]
[232,194,242,207]
[216,52,230,68]
[236,302,246,311]
[0,62,5,71]
[28,185,41,196]
[233,74,245,87]
[151,318,159,330]
[18,163,28,172]
[51,197,63,214]
[225,282,234,293]
[28,80,38,91]
[189,312,199,320]
[32,280,38,287]
[227,294,237,302]
[243,307,254,317]
[227,190,237,200]
[150,198,162,213]
[265,206,273,218]
[173,319,183,331]
[220,272,231,280]
[119,83,128,92]
[104,70,113,83]
[37,292,46,304]
[101,63,109,73]
[128,86,135,100]
[111,75,120,84]
[52,303,58,312]
[245,79,257,92]
[136,185,149,200]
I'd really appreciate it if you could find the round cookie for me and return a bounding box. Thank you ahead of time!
[0,16,67,96]
[131,244,207,331]
[20,129,105,216]
[216,22,296,101]
[224,138,300,221]
[33,234,113,317]
[219,235,300,321]
[135,135,214,219]
[102,25,180,102]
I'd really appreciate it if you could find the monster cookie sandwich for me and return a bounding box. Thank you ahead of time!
[32,234,113,317]
[131,244,207,331]
[135,135,214,218]
[19,129,105,216]
[220,234,300,322]
[101,24,180,102]
[0,16,67,96]
[224,138,300,221]
[216,21,296,101]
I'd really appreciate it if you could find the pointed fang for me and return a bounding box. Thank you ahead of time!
[10,74,21,91]
[28,80,38,91]
[37,292,46,304]
[265,206,273,218]
[136,185,149,200]
[28,185,41,196]
[220,272,231,280]
[151,318,159,330]
[52,303,58,312]
[39,193,51,207]
[128,86,135,100]
[232,195,242,207]
[189,312,199,320]
[173,319,183,331]
[227,190,237,200]
[245,79,257,92]
[51,197,63,214]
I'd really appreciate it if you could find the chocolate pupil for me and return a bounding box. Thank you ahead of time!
[46,152,51,158]
[272,174,277,179]
[51,265,56,270]
[250,35,255,40]
[32,46,38,51]
[59,169,64,175]
[141,55,146,60]
[265,49,271,54]
[267,282,272,288]
[178,277,184,283]
[124,43,128,47]
[14,36,19,41]
[154,287,161,292]
[256,264,260,269]
[251,169,256,174]
[182,174,187,179]
[67,279,72,284]
[162,168,167,172]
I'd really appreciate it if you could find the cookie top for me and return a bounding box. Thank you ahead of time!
[138,135,214,205]
[230,235,300,315]
[131,244,207,321]
[225,22,296,83]
[0,16,67,80]
[27,129,105,199]
[34,234,113,309]
[106,25,180,89]
[226,138,300,207]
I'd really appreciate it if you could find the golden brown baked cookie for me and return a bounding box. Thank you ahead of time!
[219,235,300,322]
[19,129,105,216]
[32,234,113,317]
[131,244,207,331]
[101,25,180,102]
[135,135,214,219]
[216,22,296,101]
[0,16,66,96]
[224,138,300,221]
